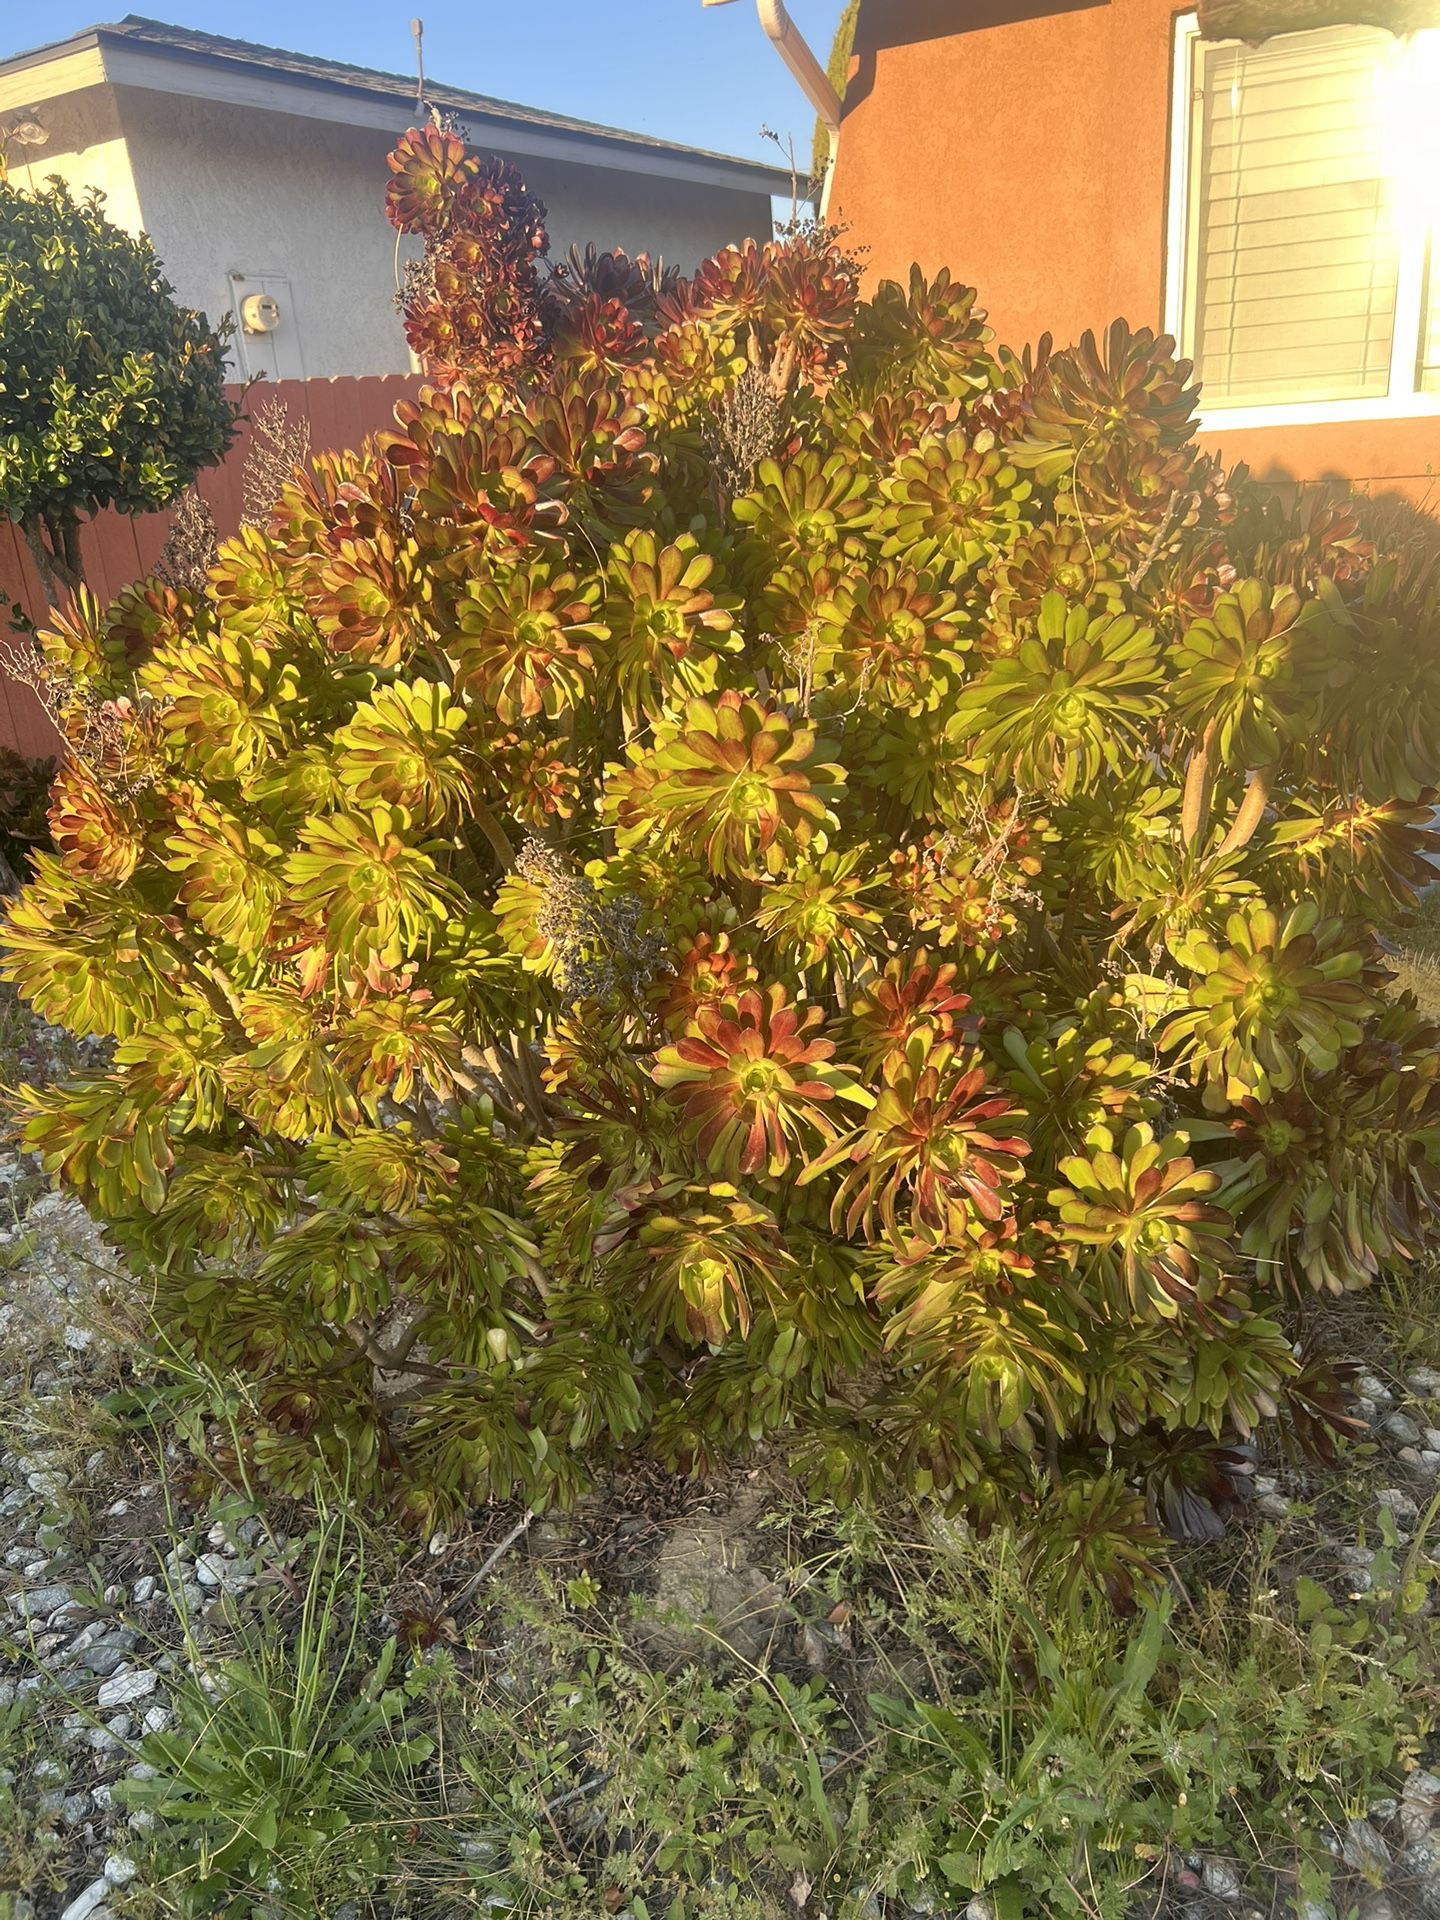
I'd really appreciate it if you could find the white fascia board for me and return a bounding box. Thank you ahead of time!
[96,43,779,195]
[0,45,105,114]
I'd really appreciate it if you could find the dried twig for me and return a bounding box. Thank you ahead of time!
[448,1511,536,1615]
[154,489,218,591]
[241,395,310,528]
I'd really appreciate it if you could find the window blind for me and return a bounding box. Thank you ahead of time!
[1189,25,1402,407]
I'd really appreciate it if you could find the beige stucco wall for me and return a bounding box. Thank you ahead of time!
[7,85,144,234]
[19,82,777,380]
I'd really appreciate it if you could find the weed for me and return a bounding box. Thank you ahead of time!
[228,1493,1436,1920]
[119,1504,432,1918]
[0,1687,70,1904]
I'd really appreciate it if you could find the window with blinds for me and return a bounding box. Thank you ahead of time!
[1175,21,1440,413]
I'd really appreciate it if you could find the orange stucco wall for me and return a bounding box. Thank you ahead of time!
[830,0,1439,505]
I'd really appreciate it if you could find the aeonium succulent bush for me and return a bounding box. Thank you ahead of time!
[6,124,1440,1542]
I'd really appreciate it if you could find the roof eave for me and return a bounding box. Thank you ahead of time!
[0,26,792,195]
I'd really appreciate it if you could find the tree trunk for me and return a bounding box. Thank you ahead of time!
[21,513,85,606]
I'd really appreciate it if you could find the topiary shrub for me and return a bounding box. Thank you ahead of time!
[0,176,235,598]
[6,132,1440,1536]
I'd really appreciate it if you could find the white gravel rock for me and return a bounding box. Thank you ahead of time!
[58,1877,111,1920]
[17,1451,64,1475]
[102,1854,137,1889]
[1201,1857,1244,1901]
[96,1667,157,1709]
[1401,1769,1440,1843]
[1376,1488,1421,1528]
[76,1642,130,1678]
[1342,1816,1394,1878]
[194,1551,253,1593]
[7,1583,71,1619]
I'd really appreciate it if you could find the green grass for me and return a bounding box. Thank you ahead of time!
[117,1503,433,1919]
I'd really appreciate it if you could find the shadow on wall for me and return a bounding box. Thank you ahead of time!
[1191,460,1440,509]
[843,0,1110,113]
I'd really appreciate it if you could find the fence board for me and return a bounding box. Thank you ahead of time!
[0,375,420,760]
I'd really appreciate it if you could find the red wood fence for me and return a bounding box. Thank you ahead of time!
[0,375,422,761]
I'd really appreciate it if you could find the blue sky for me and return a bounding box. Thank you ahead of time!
[13,1,849,168]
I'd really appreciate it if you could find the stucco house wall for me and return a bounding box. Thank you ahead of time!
[829,0,1437,504]
[112,90,413,378]
[2,21,786,383]
[506,154,778,284]
[833,0,1174,359]
[107,91,778,381]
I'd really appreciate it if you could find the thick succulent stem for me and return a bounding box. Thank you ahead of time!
[1180,721,1218,849]
[1213,762,1274,862]
[469,796,516,873]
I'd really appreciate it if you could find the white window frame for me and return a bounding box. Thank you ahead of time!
[1163,10,1440,430]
